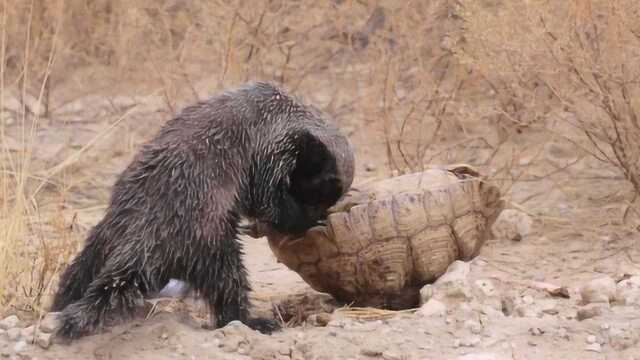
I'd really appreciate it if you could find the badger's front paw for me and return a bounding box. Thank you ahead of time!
[54,307,96,343]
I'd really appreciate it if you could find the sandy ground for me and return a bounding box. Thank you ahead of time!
[1,82,640,360]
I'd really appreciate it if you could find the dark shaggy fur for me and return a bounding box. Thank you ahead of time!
[50,82,355,340]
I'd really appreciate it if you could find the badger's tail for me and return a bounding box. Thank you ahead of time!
[50,229,106,312]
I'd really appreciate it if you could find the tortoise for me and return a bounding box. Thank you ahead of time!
[245,164,504,310]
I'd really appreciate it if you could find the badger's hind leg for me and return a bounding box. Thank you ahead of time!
[192,225,280,334]
[55,251,152,340]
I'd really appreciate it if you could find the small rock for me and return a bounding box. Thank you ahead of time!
[464,320,483,334]
[417,299,447,317]
[615,276,640,305]
[481,305,504,319]
[585,343,601,353]
[437,261,470,284]
[7,328,21,341]
[360,347,383,357]
[460,336,482,347]
[381,350,402,360]
[38,312,59,333]
[500,296,516,316]
[13,341,27,354]
[0,316,23,330]
[577,304,606,321]
[514,305,540,318]
[310,312,331,327]
[586,335,597,344]
[474,279,497,297]
[521,295,534,305]
[21,326,35,341]
[424,261,472,302]
[556,328,570,340]
[453,339,461,348]
[492,209,533,241]
[420,285,435,304]
[36,332,52,349]
[609,326,640,350]
[539,299,558,315]
[580,276,616,304]
[528,327,544,336]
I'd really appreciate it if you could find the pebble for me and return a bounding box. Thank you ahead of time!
[528,327,544,336]
[539,299,558,315]
[460,336,482,347]
[615,276,640,305]
[556,328,570,340]
[36,332,52,349]
[500,296,516,316]
[474,279,497,297]
[577,304,605,321]
[0,316,23,331]
[38,312,59,333]
[464,320,483,335]
[580,276,616,304]
[417,299,447,317]
[21,326,35,341]
[381,350,402,360]
[423,261,472,303]
[585,343,601,353]
[7,328,21,341]
[492,209,533,241]
[586,335,597,344]
[13,341,27,355]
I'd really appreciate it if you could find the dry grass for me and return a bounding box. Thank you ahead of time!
[457,0,640,223]
[1,0,639,316]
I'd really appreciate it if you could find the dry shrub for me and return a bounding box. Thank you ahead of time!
[456,0,640,223]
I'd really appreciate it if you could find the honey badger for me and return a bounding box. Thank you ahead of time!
[50,81,355,340]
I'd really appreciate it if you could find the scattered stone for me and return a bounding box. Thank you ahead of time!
[577,304,606,321]
[381,350,402,360]
[464,320,483,335]
[539,299,558,315]
[585,343,601,353]
[492,209,533,241]
[473,279,497,297]
[555,328,570,341]
[580,276,616,304]
[36,332,52,349]
[615,276,640,305]
[21,326,35,342]
[360,347,383,357]
[13,341,27,355]
[313,312,332,327]
[7,328,21,341]
[460,336,482,348]
[609,326,640,351]
[586,335,597,344]
[500,296,516,316]
[514,304,540,318]
[417,299,447,317]
[0,316,23,331]
[422,261,472,304]
[528,327,544,336]
[38,312,59,333]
